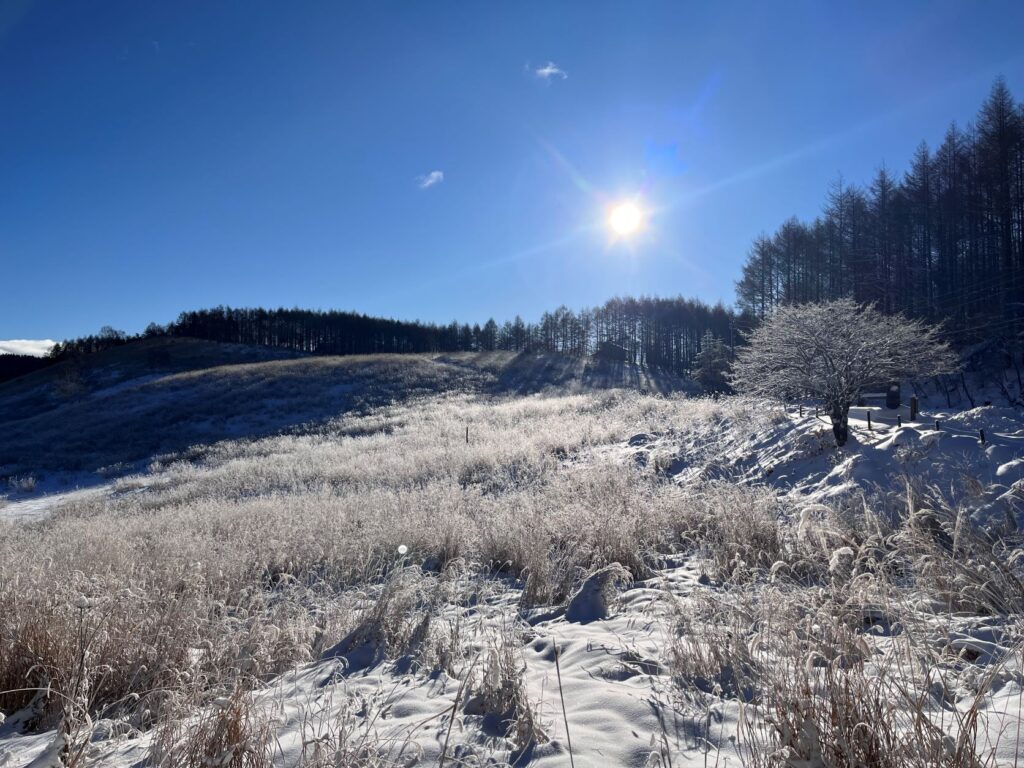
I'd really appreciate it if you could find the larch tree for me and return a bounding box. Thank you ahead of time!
[692,329,731,393]
[735,79,1024,348]
[731,299,957,446]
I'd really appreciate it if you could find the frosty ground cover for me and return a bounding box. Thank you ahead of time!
[1,371,1023,766]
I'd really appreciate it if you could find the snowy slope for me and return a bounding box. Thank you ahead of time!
[1,389,1022,767]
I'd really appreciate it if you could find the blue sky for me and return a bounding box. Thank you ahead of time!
[3,1,1024,341]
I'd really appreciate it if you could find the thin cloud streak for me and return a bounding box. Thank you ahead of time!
[417,170,444,189]
[534,61,567,80]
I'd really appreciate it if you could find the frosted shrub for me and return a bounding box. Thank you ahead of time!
[674,482,795,582]
[152,684,273,768]
[465,623,546,754]
[7,475,37,493]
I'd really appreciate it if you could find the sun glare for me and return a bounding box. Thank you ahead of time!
[609,202,643,236]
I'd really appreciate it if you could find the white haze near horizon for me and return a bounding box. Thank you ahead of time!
[0,339,55,357]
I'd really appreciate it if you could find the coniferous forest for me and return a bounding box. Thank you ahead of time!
[736,78,1024,348]
[161,296,733,376]
[41,298,735,381]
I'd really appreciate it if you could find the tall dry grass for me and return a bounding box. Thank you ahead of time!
[1,388,1021,765]
[662,479,1024,767]
[0,391,706,730]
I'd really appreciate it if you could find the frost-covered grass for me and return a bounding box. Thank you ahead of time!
[1,386,1023,766]
[0,392,688,722]
[0,343,692,478]
[0,352,492,476]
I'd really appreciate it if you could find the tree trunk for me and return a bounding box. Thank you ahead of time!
[960,371,976,408]
[830,402,850,446]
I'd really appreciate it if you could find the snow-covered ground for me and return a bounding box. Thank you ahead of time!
[620,402,1024,527]
[2,564,741,767]
[1,387,1022,767]
[0,485,109,524]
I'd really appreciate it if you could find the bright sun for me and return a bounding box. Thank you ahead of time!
[609,202,643,236]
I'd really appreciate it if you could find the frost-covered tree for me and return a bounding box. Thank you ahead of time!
[693,330,731,393]
[731,299,957,446]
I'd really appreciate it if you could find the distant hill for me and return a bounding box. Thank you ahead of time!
[0,354,54,385]
[0,336,302,420]
[0,339,694,479]
[0,337,308,476]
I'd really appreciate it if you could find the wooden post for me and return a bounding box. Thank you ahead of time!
[799,404,803,417]
[867,411,872,430]
[979,428,986,444]
[466,425,469,444]
[934,420,940,431]
[897,415,902,427]
[910,396,918,422]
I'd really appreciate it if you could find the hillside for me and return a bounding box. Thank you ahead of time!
[0,339,694,479]
[4,340,1024,768]
[2,381,1023,767]
[0,354,54,385]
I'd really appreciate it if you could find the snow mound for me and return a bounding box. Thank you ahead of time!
[565,563,633,623]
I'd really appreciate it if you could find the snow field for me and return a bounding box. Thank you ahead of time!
[1,390,1022,766]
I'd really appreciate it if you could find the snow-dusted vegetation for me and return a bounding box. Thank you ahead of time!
[1,351,1023,766]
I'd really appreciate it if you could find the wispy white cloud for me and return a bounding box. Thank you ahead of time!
[0,339,55,357]
[417,170,444,189]
[533,61,567,80]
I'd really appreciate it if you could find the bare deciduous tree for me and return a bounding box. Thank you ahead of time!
[731,299,958,446]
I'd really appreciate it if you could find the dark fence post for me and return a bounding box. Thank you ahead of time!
[935,420,940,431]
[910,396,919,422]
[867,411,872,430]
[897,415,902,427]
[886,383,901,409]
[466,425,469,444]
[979,428,986,444]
